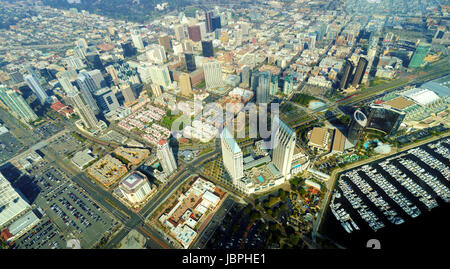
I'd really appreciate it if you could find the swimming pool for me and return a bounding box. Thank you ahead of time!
[257,176,264,183]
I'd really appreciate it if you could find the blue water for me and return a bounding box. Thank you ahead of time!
[257,176,264,183]
[309,101,327,111]
[153,163,160,168]
[364,139,380,149]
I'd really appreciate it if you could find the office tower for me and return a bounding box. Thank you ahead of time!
[146,44,167,64]
[58,76,78,95]
[0,85,38,123]
[65,56,85,70]
[106,65,119,84]
[86,53,104,70]
[67,92,100,130]
[187,25,202,42]
[256,71,270,104]
[179,73,193,97]
[158,35,172,51]
[120,83,136,105]
[174,24,187,41]
[211,16,221,32]
[93,88,120,114]
[0,172,31,227]
[150,84,162,97]
[183,40,193,53]
[121,42,136,58]
[408,42,431,68]
[347,109,368,145]
[185,53,196,72]
[282,74,293,95]
[87,69,106,89]
[351,57,368,88]
[269,74,279,95]
[367,104,405,135]
[198,21,207,37]
[340,60,354,90]
[251,70,260,92]
[131,29,145,50]
[24,73,49,105]
[201,40,214,57]
[76,72,100,114]
[205,11,214,33]
[221,127,244,183]
[74,45,87,59]
[241,66,252,88]
[149,65,172,89]
[8,71,23,85]
[203,61,223,89]
[118,172,153,204]
[271,116,296,178]
[156,139,177,175]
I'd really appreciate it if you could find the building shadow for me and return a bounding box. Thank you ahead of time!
[0,162,41,204]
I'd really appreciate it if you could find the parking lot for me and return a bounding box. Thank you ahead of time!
[32,122,63,140]
[13,165,119,248]
[44,132,85,158]
[0,132,25,163]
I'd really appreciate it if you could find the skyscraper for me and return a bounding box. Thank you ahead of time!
[185,53,196,73]
[146,44,167,64]
[201,40,214,58]
[408,42,431,68]
[211,16,221,31]
[221,127,244,183]
[131,29,145,50]
[241,66,252,88]
[187,25,202,42]
[58,76,78,95]
[203,61,223,89]
[158,35,172,51]
[205,11,214,33]
[150,84,162,97]
[282,74,293,95]
[174,24,187,41]
[93,87,120,114]
[24,73,49,105]
[270,75,279,95]
[340,60,354,90]
[120,83,136,105]
[121,42,136,58]
[86,53,104,70]
[65,56,85,70]
[271,116,296,178]
[0,85,38,123]
[256,71,270,104]
[347,109,368,145]
[67,92,100,131]
[351,57,368,88]
[76,72,100,114]
[156,139,177,175]
[0,172,31,227]
[179,73,193,97]
[367,104,405,135]
[149,65,172,89]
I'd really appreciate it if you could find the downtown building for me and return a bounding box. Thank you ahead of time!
[67,91,101,131]
[221,127,244,184]
[0,172,31,228]
[118,171,155,206]
[24,73,49,105]
[256,71,270,104]
[203,61,223,89]
[0,85,38,123]
[156,139,177,176]
[351,57,368,88]
[271,116,297,178]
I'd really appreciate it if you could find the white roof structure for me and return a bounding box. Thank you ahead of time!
[0,173,30,227]
[400,88,440,106]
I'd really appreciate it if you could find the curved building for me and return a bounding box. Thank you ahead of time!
[367,104,405,135]
[347,109,368,145]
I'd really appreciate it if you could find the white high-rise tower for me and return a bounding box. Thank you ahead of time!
[271,116,296,178]
[156,139,177,175]
[221,127,244,184]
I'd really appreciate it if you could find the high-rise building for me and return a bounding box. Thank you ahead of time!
[0,172,31,227]
[282,74,293,95]
[106,65,119,84]
[347,109,368,145]
[174,24,187,41]
[150,84,162,97]
[65,56,85,70]
[201,40,214,57]
[118,171,153,205]
[93,87,120,114]
[9,71,24,84]
[256,71,270,104]
[203,61,223,89]
[76,72,100,114]
[205,11,214,33]
[187,25,202,42]
[158,35,172,51]
[149,65,172,89]
[146,44,167,64]
[156,139,177,175]
[0,85,38,123]
[120,83,136,105]
[340,60,354,89]
[86,53,104,70]
[179,73,193,97]
[58,76,78,95]
[24,73,49,105]
[86,69,106,89]
[221,127,244,183]
[121,42,136,58]
[131,29,145,50]
[240,66,252,88]
[367,104,405,135]
[408,42,431,68]
[351,57,368,88]
[185,53,196,72]
[67,92,100,131]
[211,16,221,32]
[198,21,207,38]
[251,70,260,92]
[270,74,279,95]
[271,116,296,178]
